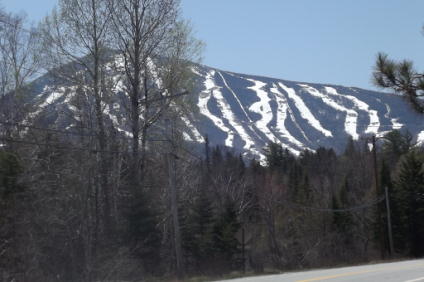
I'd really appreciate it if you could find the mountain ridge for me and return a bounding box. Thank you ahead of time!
[13,61,424,162]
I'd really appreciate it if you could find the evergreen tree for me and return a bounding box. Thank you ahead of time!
[264,142,295,171]
[0,151,24,279]
[0,151,22,197]
[288,162,305,202]
[332,178,353,234]
[373,52,424,113]
[382,130,412,167]
[392,151,424,256]
[125,190,161,274]
[182,190,215,273]
[344,137,357,158]
[264,142,284,169]
[212,199,240,272]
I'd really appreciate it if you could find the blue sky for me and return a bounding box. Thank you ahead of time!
[2,0,424,90]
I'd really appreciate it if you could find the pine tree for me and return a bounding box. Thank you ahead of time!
[373,53,424,113]
[382,130,412,167]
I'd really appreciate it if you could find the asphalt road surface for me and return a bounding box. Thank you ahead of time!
[214,259,424,282]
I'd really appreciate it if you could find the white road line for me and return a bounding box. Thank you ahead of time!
[404,277,424,282]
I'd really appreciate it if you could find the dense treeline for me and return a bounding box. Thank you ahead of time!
[2,127,424,281]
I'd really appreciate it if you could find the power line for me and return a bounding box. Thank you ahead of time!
[0,121,102,138]
[0,136,124,154]
[273,194,386,213]
[0,121,205,161]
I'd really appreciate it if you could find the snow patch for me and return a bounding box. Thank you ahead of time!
[191,66,203,77]
[300,84,359,140]
[103,103,132,137]
[417,131,424,145]
[180,115,204,143]
[270,84,305,154]
[384,104,403,129]
[197,70,234,147]
[325,87,380,134]
[182,131,193,142]
[147,57,163,89]
[212,78,258,152]
[27,86,67,121]
[280,83,333,137]
[198,71,262,156]
[246,78,279,142]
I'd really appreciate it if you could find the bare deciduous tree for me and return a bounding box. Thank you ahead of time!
[0,11,41,140]
[40,0,116,236]
[108,0,179,187]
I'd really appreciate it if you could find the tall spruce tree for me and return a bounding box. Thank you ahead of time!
[125,190,161,274]
[0,151,24,279]
[332,178,353,234]
[212,199,240,273]
[182,189,215,273]
[393,151,424,256]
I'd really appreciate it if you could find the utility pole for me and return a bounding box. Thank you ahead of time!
[371,135,385,258]
[241,226,246,273]
[372,135,380,195]
[166,117,183,279]
[385,186,395,256]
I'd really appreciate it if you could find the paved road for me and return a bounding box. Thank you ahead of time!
[214,259,424,282]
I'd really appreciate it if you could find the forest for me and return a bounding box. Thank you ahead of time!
[2,124,424,281]
[1,0,424,281]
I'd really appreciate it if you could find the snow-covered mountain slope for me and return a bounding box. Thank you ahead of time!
[190,65,424,158]
[22,63,424,162]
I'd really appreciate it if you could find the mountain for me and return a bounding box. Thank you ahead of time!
[20,62,424,162]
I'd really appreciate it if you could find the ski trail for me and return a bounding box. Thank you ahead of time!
[325,87,380,134]
[217,71,252,122]
[212,84,258,152]
[299,84,359,140]
[417,131,424,145]
[246,78,281,143]
[28,86,67,121]
[279,83,333,137]
[384,104,403,129]
[270,83,305,154]
[223,71,272,143]
[198,71,234,147]
[198,70,259,153]
[180,115,205,143]
[274,84,311,143]
[102,102,132,137]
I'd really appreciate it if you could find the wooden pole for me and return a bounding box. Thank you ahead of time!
[385,186,395,256]
[166,118,183,278]
[242,227,245,273]
[372,135,385,258]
